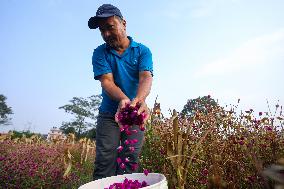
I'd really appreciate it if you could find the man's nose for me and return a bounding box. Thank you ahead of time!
[102,30,111,39]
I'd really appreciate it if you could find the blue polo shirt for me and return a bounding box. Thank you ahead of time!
[92,36,153,114]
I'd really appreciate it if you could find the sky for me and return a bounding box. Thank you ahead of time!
[1,0,284,134]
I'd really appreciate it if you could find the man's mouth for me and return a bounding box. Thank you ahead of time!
[106,38,115,44]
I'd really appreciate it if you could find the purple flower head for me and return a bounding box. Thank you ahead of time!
[120,163,126,169]
[129,147,135,153]
[131,139,138,144]
[265,125,273,131]
[117,146,124,153]
[117,103,147,130]
[125,128,132,135]
[199,178,208,185]
[201,168,209,176]
[143,169,149,176]
[247,175,256,183]
[124,157,130,163]
[116,157,122,164]
[107,178,148,189]
[131,163,138,171]
[239,140,245,145]
[141,181,148,187]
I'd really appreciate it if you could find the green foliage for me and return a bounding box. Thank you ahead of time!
[59,95,102,137]
[0,94,13,125]
[81,128,96,139]
[61,126,76,135]
[10,130,40,139]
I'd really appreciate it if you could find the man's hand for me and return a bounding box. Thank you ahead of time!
[130,98,150,126]
[115,98,130,128]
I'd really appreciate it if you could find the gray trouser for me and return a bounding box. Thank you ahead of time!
[93,112,144,180]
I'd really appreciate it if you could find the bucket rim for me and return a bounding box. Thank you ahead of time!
[78,173,167,189]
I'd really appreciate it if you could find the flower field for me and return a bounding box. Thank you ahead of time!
[139,98,284,189]
[0,136,96,189]
[1,97,284,189]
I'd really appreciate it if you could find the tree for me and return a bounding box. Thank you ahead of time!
[180,95,223,117]
[81,127,96,139]
[10,130,39,139]
[0,94,13,125]
[59,95,102,137]
[60,125,76,135]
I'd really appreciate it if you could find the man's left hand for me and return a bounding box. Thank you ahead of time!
[130,98,150,125]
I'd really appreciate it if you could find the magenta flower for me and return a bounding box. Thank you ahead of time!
[120,163,126,169]
[247,175,256,183]
[117,146,124,153]
[125,129,132,135]
[199,178,208,185]
[131,139,138,144]
[129,147,135,153]
[201,168,209,176]
[143,169,149,176]
[131,163,138,171]
[117,104,147,127]
[132,129,138,134]
[264,126,273,131]
[116,157,122,164]
[106,178,148,189]
[141,181,148,187]
[124,157,130,163]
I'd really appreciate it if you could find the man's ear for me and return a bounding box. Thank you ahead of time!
[122,19,127,28]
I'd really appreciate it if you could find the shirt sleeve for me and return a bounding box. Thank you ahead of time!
[138,46,153,76]
[92,46,112,80]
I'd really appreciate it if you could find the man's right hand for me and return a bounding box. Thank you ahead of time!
[115,98,130,128]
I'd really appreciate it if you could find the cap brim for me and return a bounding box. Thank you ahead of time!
[88,13,117,29]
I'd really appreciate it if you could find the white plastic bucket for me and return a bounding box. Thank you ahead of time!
[79,173,168,189]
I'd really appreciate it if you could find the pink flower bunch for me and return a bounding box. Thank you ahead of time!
[117,103,147,132]
[112,103,149,187]
[116,103,148,172]
[106,178,148,189]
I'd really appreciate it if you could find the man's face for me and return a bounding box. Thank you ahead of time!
[98,16,127,49]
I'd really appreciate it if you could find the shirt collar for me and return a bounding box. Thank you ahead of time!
[128,36,138,48]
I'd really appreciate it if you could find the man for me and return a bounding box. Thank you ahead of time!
[88,4,153,180]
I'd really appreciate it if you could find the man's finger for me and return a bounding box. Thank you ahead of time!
[115,112,119,123]
[138,103,147,115]
[144,113,149,122]
[121,99,131,109]
[130,98,138,107]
